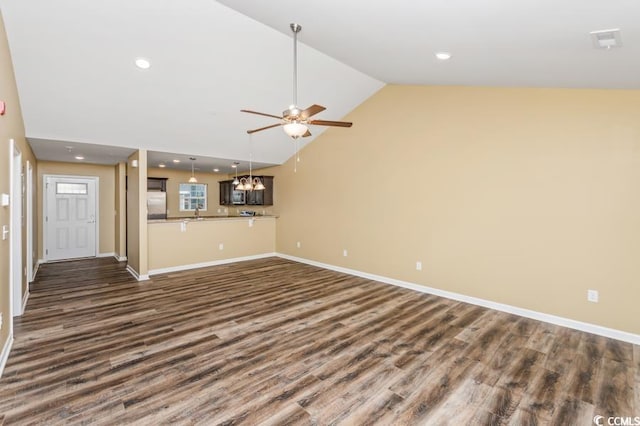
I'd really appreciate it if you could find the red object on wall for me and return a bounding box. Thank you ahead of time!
[0,100,5,115]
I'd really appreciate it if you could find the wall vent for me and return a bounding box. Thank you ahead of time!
[590,28,622,49]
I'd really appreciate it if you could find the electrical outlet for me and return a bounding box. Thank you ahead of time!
[343,249,348,257]
[296,241,301,248]
[587,289,599,303]
[416,261,422,271]
[0,313,3,330]
[218,243,224,250]
[248,219,254,227]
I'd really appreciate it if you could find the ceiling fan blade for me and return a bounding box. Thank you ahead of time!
[303,129,312,137]
[246,123,282,134]
[308,119,353,128]
[241,109,283,120]
[300,104,326,119]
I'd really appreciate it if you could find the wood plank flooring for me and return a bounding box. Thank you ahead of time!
[0,257,638,425]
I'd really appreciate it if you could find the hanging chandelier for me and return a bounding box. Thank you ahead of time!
[235,135,264,191]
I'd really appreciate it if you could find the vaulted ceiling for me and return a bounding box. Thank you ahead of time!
[1,0,637,170]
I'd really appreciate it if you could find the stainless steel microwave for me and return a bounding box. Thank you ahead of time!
[231,189,245,204]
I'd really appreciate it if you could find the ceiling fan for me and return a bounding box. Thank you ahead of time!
[241,23,352,139]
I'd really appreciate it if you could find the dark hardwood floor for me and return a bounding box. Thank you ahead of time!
[0,257,638,425]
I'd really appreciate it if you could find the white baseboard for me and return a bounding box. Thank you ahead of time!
[148,252,278,276]
[115,255,127,262]
[126,265,149,281]
[32,261,40,281]
[277,253,640,346]
[0,333,14,379]
[97,252,116,258]
[21,287,30,312]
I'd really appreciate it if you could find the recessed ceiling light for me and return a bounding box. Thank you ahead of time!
[172,159,181,163]
[74,155,85,160]
[135,57,151,69]
[158,163,166,168]
[213,168,220,172]
[435,52,452,61]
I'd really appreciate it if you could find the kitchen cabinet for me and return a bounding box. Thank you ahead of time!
[246,176,274,205]
[219,180,232,205]
[219,180,247,205]
[219,176,273,206]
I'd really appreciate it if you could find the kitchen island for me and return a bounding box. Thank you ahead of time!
[148,215,276,274]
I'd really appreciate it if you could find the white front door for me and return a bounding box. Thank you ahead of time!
[45,176,97,261]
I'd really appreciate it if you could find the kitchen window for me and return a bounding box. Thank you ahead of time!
[179,183,207,211]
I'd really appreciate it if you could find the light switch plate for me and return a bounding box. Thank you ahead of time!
[1,193,9,206]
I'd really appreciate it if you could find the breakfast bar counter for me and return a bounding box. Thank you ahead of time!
[147,215,276,274]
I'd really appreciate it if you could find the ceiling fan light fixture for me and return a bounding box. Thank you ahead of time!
[241,23,352,137]
[284,122,308,138]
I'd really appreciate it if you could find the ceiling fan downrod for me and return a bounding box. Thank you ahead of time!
[290,23,302,110]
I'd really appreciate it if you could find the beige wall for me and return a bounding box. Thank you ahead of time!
[37,161,116,259]
[126,151,148,277]
[0,11,37,359]
[273,85,640,335]
[148,217,276,271]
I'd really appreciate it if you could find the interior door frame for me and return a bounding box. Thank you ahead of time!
[42,174,100,262]
[26,161,34,282]
[9,139,23,319]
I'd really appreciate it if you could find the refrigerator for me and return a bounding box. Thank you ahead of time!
[147,191,167,219]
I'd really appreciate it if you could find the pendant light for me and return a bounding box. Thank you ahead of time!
[188,157,198,183]
[232,162,240,185]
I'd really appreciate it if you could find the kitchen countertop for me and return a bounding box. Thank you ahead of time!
[148,215,277,224]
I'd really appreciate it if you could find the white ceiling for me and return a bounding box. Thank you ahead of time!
[2,0,638,167]
[0,0,383,166]
[28,138,136,165]
[28,138,272,174]
[219,0,640,88]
